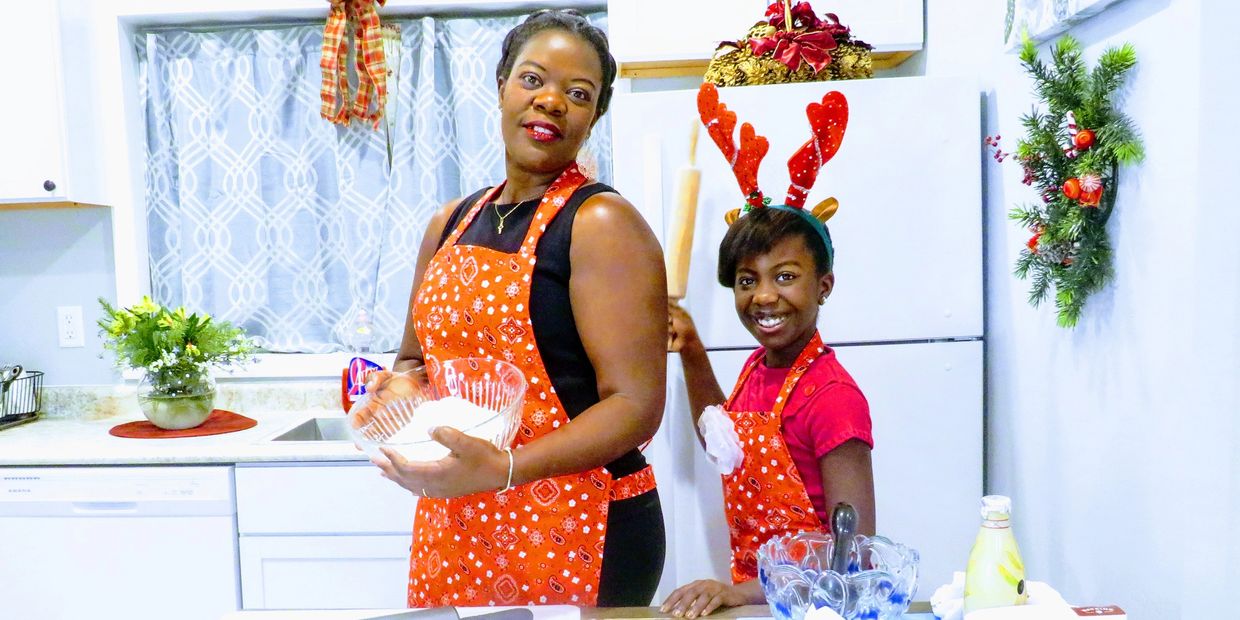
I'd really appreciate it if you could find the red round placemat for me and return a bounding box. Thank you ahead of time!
[109,409,257,438]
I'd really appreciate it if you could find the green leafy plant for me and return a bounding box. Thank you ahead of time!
[97,296,255,395]
[988,35,1144,327]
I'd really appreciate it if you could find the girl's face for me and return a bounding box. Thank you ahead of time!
[733,235,834,367]
[497,30,603,175]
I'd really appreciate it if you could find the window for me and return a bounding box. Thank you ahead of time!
[136,12,612,359]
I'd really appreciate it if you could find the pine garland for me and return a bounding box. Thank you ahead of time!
[989,36,1144,327]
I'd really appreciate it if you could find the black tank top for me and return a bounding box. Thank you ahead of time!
[438,183,648,478]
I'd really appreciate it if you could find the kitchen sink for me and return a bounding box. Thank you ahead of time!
[269,417,353,442]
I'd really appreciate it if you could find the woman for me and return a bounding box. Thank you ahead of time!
[366,10,667,608]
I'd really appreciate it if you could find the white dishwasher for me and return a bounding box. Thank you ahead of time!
[0,466,240,620]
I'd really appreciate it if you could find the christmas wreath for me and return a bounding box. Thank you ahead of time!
[988,35,1144,327]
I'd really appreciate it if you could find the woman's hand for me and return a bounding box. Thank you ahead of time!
[348,369,426,431]
[659,578,757,618]
[668,300,702,353]
[371,427,510,498]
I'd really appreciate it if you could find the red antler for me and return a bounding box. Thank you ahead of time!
[785,91,848,208]
[697,83,769,208]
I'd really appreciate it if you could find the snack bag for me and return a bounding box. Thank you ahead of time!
[341,357,385,413]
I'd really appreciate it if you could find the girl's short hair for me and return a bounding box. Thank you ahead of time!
[717,208,834,287]
[495,10,618,119]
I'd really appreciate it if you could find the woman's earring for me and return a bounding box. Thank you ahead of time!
[818,296,826,305]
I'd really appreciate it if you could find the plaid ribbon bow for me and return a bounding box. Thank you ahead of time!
[320,0,388,128]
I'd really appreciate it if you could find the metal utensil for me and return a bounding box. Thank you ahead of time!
[1,365,23,410]
[829,501,858,574]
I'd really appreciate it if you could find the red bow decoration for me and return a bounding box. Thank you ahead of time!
[749,29,839,74]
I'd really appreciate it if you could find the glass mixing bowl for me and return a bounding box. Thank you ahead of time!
[347,357,525,462]
[758,530,919,620]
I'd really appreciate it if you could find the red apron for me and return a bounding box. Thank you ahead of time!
[721,331,826,583]
[408,164,655,606]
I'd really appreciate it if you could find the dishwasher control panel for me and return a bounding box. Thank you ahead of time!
[0,466,235,516]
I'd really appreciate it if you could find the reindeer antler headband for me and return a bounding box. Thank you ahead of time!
[696,82,848,265]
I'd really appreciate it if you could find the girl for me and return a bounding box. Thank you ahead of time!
[661,84,875,619]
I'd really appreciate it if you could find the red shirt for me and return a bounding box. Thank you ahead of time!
[729,346,873,520]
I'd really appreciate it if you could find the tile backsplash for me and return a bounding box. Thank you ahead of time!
[41,381,339,420]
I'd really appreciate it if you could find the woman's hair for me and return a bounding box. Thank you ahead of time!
[495,9,618,118]
[717,208,834,287]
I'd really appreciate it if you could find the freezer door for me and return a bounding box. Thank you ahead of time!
[649,340,981,600]
[611,78,983,347]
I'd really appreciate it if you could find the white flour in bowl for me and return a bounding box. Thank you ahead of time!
[385,396,502,446]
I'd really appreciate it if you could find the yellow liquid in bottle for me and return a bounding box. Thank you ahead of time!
[963,496,1028,615]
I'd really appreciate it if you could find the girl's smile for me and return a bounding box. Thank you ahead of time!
[733,235,834,368]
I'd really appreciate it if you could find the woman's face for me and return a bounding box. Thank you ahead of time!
[732,235,834,365]
[498,29,603,174]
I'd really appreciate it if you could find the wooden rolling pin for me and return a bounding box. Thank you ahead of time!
[665,121,702,300]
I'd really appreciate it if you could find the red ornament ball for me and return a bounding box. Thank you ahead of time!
[1074,129,1096,149]
[1062,177,1082,200]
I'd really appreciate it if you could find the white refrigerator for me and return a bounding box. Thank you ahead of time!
[609,77,984,599]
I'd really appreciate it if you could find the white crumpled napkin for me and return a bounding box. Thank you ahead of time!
[697,405,744,475]
[931,571,1071,620]
[804,606,846,620]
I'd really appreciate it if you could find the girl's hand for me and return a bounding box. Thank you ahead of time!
[659,579,752,618]
[668,300,701,353]
[371,427,510,498]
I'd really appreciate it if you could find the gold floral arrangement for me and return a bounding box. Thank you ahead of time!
[704,1,873,87]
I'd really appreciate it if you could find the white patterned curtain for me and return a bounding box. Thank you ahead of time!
[137,13,612,353]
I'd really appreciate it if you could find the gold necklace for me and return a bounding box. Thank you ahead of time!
[493,199,533,234]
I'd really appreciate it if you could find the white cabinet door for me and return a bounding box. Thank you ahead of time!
[609,0,766,65]
[611,78,983,347]
[239,534,413,610]
[235,462,420,610]
[608,0,923,66]
[653,340,981,599]
[0,0,69,203]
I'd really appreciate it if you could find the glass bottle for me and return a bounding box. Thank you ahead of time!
[963,495,1029,615]
[348,309,374,353]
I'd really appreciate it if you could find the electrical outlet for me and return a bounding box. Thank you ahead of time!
[57,305,85,348]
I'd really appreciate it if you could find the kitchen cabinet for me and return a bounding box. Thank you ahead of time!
[607,0,924,78]
[235,462,419,610]
[0,0,105,207]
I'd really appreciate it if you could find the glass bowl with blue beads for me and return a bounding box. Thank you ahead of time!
[757,530,919,620]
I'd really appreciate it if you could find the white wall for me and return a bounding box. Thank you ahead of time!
[0,208,118,385]
[906,0,1237,615]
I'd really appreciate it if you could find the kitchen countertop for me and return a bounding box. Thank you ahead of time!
[0,408,369,466]
[220,604,934,620]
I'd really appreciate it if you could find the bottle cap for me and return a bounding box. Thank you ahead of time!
[980,494,1012,520]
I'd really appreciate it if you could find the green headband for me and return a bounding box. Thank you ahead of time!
[764,204,835,270]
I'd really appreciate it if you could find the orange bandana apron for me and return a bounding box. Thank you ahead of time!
[408,164,655,606]
[721,331,826,583]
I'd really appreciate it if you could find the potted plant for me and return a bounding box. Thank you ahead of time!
[98,297,256,430]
